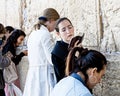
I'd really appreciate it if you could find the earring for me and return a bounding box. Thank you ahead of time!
[89,75,97,84]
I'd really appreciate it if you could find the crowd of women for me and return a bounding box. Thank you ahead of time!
[0,8,107,96]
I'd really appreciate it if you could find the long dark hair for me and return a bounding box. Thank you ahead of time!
[5,26,14,33]
[2,29,26,55]
[65,47,107,83]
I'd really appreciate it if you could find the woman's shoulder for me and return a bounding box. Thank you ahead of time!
[40,25,49,33]
[52,41,69,58]
[73,78,92,96]
[53,41,68,50]
[64,76,92,96]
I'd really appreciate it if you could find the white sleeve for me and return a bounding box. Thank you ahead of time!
[41,30,55,64]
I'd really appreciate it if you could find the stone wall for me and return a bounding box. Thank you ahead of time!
[0,0,120,96]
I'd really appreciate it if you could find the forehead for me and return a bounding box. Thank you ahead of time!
[58,20,71,28]
[18,35,25,39]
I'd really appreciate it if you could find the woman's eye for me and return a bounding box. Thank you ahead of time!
[62,28,66,32]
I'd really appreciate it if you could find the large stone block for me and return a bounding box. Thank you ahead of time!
[93,52,120,96]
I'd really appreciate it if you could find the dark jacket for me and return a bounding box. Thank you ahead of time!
[51,41,69,82]
[2,43,25,65]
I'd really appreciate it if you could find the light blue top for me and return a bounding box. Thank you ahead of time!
[51,73,93,96]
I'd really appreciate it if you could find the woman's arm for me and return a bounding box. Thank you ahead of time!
[11,52,25,65]
[41,30,55,64]
[0,51,11,69]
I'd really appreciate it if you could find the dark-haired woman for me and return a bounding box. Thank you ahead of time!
[51,17,74,82]
[2,29,27,96]
[51,47,107,96]
[2,29,27,64]
[52,17,84,82]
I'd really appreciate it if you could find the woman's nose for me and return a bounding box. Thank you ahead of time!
[66,28,71,33]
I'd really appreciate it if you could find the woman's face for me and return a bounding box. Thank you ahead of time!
[45,20,56,32]
[87,65,106,89]
[57,19,74,43]
[16,35,25,46]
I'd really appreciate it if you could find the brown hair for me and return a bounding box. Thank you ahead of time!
[34,17,48,30]
[0,23,5,34]
[33,8,59,30]
[68,34,84,51]
[43,8,60,21]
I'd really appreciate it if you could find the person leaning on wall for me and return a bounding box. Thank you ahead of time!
[23,8,60,96]
[51,46,107,96]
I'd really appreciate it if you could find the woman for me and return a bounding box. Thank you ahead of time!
[51,47,107,96]
[23,8,60,96]
[52,17,83,82]
[2,29,27,65]
[2,29,27,96]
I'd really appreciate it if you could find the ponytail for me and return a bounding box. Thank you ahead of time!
[65,47,84,76]
[34,16,48,30]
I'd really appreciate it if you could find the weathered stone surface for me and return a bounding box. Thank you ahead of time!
[67,0,98,47]
[0,0,120,96]
[17,56,29,91]
[100,0,120,52]
[93,52,120,96]
[0,0,21,28]
[0,0,5,24]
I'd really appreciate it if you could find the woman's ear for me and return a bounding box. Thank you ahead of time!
[91,68,97,76]
[88,67,97,76]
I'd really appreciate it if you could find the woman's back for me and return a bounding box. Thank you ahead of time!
[27,25,54,66]
[51,76,92,96]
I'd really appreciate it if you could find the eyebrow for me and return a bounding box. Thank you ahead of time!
[67,25,73,27]
[61,25,73,29]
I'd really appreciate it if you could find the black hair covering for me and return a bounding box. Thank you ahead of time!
[38,16,48,21]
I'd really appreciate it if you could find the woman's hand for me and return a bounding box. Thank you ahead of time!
[22,50,28,56]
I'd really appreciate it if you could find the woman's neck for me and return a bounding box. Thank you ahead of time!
[62,40,70,44]
[77,72,85,82]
